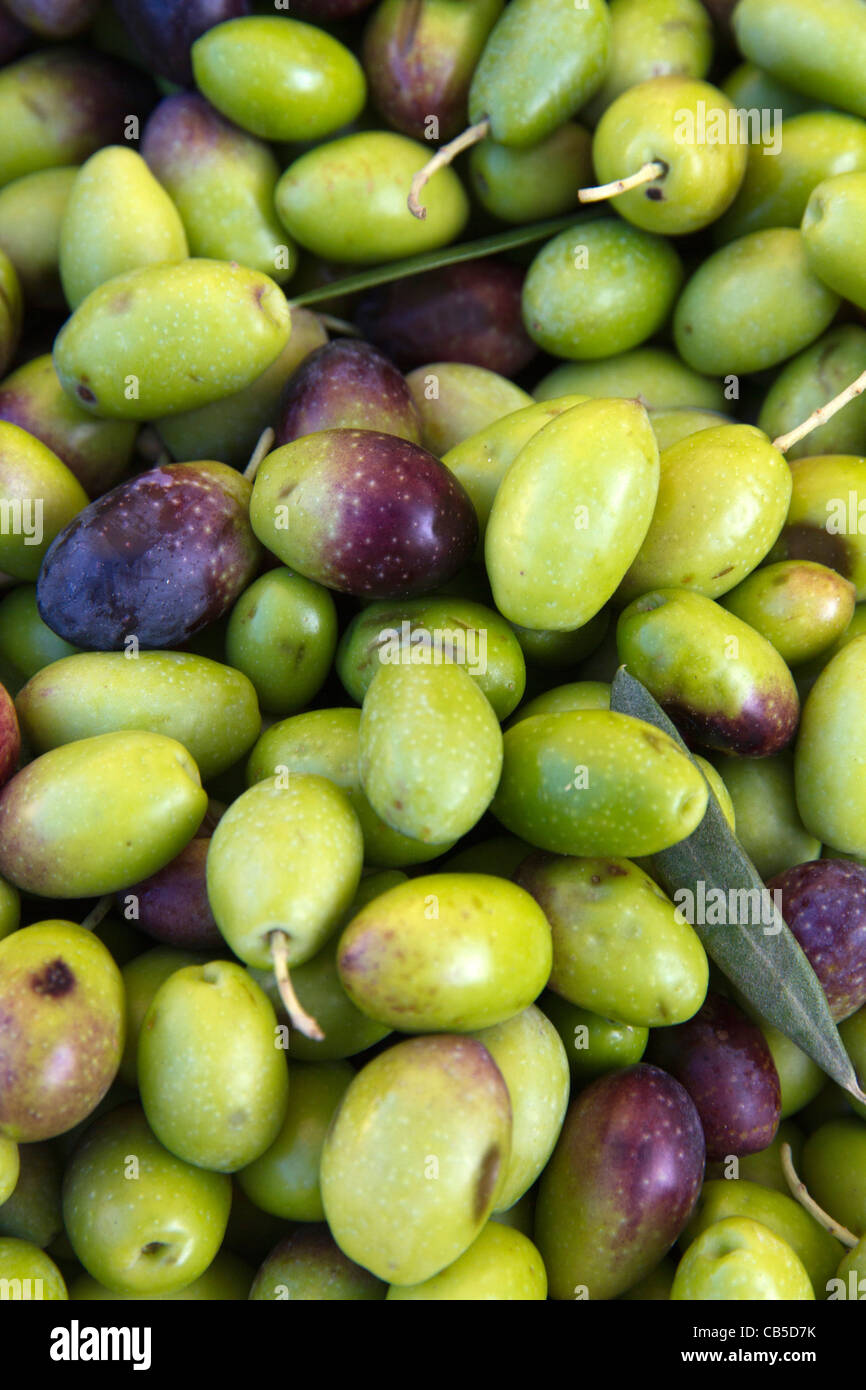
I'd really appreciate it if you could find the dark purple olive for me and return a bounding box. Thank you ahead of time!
[361,0,501,143]
[275,339,422,447]
[118,837,223,951]
[0,4,31,61]
[646,992,781,1161]
[700,0,737,43]
[251,427,478,598]
[36,462,262,650]
[535,1064,705,1300]
[355,260,537,376]
[4,0,99,38]
[768,859,866,1021]
[112,0,251,85]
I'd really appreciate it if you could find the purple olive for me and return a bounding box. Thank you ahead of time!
[646,992,782,1160]
[535,1063,706,1300]
[275,339,422,447]
[767,859,866,1022]
[36,462,262,650]
[0,5,31,61]
[250,428,478,598]
[361,0,501,144]
[700,0,737,42]
[4,1,99,38]
[355,260,538,376]
[118,837,223,952]
[113,0,251,85]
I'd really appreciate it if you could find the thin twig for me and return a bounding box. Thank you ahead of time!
[773,368,866,454]
[243,427,275,481]
[781,1143,858,1247]
[136,425,169,466]
[270,929,324,1041]
[578,161,668,204]
[79,895,114,932]
[408,118,491,220]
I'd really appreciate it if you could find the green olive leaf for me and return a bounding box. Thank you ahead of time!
[610,665,866,1104]
[289,215,592,307]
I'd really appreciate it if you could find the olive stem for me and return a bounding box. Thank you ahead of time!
[79,895,114,932]
[270,929,324,1041]
[315,312,362,337]
[135,425,168,466]
[408,118,491,220]
[772,367,866,454]
[578,161,668,204]
[243,427,275,481]
[781,1142,858,1247]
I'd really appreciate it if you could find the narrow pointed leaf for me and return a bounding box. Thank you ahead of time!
[611,666,866,1104]
[289,215,591,307]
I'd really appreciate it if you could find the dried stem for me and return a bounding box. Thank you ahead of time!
[270,929,324,1041]
[408,118,491,220]
[772,368,866,454]
[136,425,169,466]
[79,895,114,932]
[578,160,668,204]
[243,426,275,481]
[781,1143,858,1247]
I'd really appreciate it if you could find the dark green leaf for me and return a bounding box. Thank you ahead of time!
[289,215,591,307]
[610,666,866,1104]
